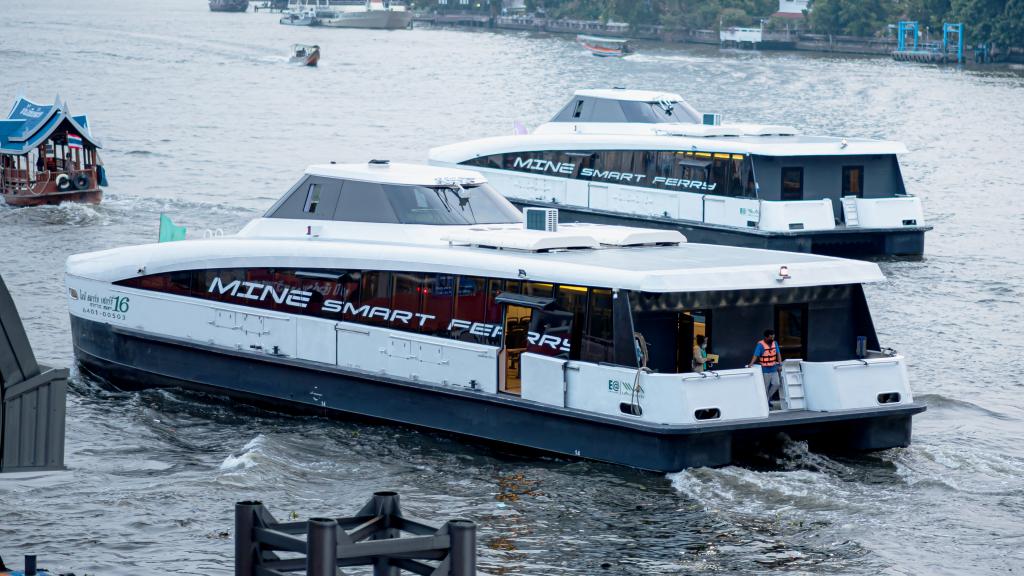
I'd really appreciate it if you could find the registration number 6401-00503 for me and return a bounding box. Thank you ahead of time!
[76,292,131,322]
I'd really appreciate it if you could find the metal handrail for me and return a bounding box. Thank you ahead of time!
[833,358,901,370]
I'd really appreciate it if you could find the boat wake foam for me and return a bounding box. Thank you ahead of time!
[219,435,267,471]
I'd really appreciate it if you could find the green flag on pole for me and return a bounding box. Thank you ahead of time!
[158,214,186,243]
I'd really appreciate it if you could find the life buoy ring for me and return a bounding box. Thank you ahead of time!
[72,173,91,190]
[56,174,72,191]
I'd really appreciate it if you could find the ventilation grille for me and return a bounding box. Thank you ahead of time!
[524,208,558,232]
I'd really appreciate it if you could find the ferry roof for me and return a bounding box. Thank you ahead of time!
[67,226,885,293]
[0,97,100,155]
[305,161,488,186]
[573,89,683,102]
[429,131,908,160]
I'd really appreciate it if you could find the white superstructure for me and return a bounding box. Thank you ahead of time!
[429,89,929,255]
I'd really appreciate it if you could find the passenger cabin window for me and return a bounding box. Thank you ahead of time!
[842,166,864,198]
[781,167,804,201]
[583,288,614,363]
[303,183,321,213]
[572,99,584,118]
[464,150,755,198]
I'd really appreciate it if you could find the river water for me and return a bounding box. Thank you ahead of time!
[1,1,1023,574]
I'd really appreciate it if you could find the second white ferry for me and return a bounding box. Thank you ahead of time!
[66,161,924,471]
[429,89,931,257]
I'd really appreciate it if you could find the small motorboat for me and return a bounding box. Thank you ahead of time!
[289,44,320,66]
[280,8,317,25]
[577,34,633,57]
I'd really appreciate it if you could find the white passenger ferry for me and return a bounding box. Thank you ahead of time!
[66,161,925,471]
[429,89,931,256]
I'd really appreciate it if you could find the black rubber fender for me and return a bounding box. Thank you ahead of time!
[72,172,91,190]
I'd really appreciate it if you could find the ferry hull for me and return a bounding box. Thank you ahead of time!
[71,316,925,472]
[2,188,102,207]
[510,200,928,257]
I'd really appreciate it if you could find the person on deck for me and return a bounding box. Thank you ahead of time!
[692,334,708,373]
[747,329,782,406]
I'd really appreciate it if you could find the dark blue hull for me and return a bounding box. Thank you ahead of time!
[71,316,925,472]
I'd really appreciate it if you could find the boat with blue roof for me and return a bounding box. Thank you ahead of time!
[0,97,107,207]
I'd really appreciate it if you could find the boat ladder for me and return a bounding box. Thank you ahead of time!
[842,196,860,227]
[781,359,806,410]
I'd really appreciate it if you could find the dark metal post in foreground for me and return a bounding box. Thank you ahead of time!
[234,492,477,575]
[363,491,401,576]
[306,518,338,576]
[449,520,477,576]
[234,500,260,576]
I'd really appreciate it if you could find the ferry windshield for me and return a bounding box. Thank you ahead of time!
[633,101,688,123]
[267,177,523,224]
[383,183,522,225]
[550,96,701,124]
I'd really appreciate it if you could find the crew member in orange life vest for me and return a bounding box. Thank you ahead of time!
[747,329,782,405]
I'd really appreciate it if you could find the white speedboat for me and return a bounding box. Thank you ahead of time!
[288,43,320,66]
[429,88,931,256]
[66,161,924,471]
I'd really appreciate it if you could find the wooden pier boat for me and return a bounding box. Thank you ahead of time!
[577,34,633,57]
[1,97,106,207]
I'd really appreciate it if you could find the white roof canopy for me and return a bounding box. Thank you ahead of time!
[68,228,884,293]
[305,162,488,187]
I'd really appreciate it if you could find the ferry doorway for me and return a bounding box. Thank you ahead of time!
[775,303,808,361]
[500,304,532,395]
[633,310,710,373]
[496,292,557,395]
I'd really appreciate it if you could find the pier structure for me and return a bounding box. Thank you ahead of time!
[943,22,965,63]
[892,20,966,63]
[235,491,477,576]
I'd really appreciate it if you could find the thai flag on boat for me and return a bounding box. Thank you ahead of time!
[67,133,83,149]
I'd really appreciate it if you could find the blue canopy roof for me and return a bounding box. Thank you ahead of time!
[0,97,101,156]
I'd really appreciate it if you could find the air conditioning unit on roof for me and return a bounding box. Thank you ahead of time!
[524,207,558,232]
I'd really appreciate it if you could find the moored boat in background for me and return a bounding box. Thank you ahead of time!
[209,0,250,12]
[1,97,107,207]
[319,0,412,29]
[280,7,318,25]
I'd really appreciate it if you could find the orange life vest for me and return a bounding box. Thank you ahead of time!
[758,339,779,368]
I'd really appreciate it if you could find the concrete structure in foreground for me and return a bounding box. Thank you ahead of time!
[0,274,67,473]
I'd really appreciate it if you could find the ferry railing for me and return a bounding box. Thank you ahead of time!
[236,491,476,576]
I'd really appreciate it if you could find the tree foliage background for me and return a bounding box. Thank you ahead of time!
[426,0,1024,45]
